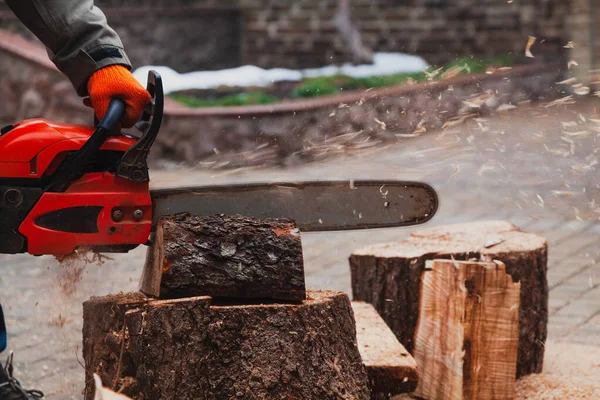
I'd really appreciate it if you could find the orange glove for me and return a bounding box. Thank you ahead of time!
[86,65,152,128]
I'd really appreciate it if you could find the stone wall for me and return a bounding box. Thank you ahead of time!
[0,0,572,71]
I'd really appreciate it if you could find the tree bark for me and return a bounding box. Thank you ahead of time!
[83,290,371,400]
[414,260,520,400]
[140,213,306,301]
[350,220,548,378]
[352,301,418,398]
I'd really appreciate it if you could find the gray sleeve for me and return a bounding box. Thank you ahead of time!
[5,0,132,96]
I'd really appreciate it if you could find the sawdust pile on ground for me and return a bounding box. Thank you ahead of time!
[394,342,600,400]
[516,373,600,399]
[516,342,600,399]
[53,250,113,295]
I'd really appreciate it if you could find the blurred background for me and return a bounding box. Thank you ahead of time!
[0,1,599,399]
[0,0,581,70]
[0,0,595,164]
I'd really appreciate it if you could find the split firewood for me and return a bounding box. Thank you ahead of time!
[94,374,132,400]
[140,213,306,301]
[414,259,520,400]
[350,220,547,378]
[83,291,371,400]
[352,301,418,398]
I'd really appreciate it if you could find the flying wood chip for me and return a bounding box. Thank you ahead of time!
[525,36,536,58]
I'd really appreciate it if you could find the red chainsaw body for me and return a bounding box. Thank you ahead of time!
[0,70,163,255]
[0,119,135,178]
[0,119,152,255]
[19,173,152,255]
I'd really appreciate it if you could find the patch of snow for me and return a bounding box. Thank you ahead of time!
[303,53,428,78]
[133,52,428,94]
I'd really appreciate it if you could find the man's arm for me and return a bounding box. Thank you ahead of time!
[5,0,131,96]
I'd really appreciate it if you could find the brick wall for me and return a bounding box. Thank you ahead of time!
[239,0,572,68]
[0,0,572,71]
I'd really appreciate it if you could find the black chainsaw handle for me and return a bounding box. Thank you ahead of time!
[116,71,163,183]
[98,99,126,131]
[46,72,161,192]
[45,98,125,192]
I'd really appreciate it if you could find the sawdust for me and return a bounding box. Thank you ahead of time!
[394,342,600,400]
[53,249,113,295]
[515,374,600,399]
[525,36,536,58]
[396,376,600,400]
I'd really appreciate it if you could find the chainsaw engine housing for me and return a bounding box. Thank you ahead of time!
[0,71,162,255]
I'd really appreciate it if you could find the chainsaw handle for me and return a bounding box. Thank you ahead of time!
[46,73,161,192]
[97,98,126,132]
[116,71,163,183]
[45,98,126,192]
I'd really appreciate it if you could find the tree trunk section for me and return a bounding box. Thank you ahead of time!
[141,213,306,301]
[350,220,548,378]
[414,260,520,400]
[83,290,371,400]
[352,301,418,398]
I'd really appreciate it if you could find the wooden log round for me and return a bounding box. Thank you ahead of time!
[141,213,306,301]
[350,220,548,378]
[83,290,371,400]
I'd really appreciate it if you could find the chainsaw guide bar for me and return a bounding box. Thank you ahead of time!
[151,180,438,232]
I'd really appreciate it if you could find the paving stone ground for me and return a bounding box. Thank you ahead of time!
[1,99,600,398]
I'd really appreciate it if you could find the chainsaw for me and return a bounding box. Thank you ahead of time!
[0,71,438,256]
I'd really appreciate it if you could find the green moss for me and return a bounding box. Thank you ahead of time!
[291,72,429,98]
[292,76,342,98]
[170,92,279,107]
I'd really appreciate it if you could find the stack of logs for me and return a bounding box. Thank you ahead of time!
[84,216,547,400]
[351,220,548,399]
[84,214,418,399]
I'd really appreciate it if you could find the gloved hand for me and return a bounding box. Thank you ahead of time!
[86,65,152,128]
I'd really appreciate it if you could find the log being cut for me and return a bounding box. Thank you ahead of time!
[140,213,306,301]
[83,291,371,400]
